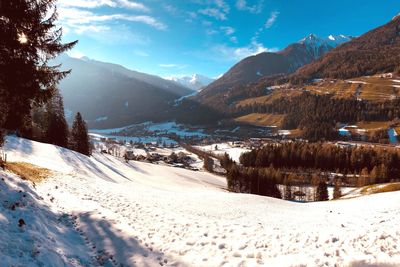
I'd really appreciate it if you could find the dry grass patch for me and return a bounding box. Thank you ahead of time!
[356,121,392,131]
[5,162,51,183]
[360,183,400,195]
[235,113,285,127]
[306,82,360,99]
[342,182,400,199]
[288,128,303,138]
[236,90,302,107]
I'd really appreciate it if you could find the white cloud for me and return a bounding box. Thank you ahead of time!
[57,0,149,11]
[159,64,187,69]
[212,40,276,61]
[214,0,230,13]
[58,7,167,31]
[230,36,238,43]
[124,15,167,30]
[220,26,235,35]
[57,0,116,8]
[198,0,230,20]
[74,25,110,34]
[264,11,279,29]
[198,8,227,20]
[115,0,149,11]
[235,0,264,14]
[163,4,178,15]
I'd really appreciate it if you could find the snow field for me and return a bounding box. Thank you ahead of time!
[2,136,400,266]
[195,142,251,162]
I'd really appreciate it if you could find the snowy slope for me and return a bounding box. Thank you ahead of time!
[3,136,400,266]
[0,170,92,266]
[196,142,251,162]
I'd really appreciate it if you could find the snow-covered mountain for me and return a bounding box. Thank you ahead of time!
[167,74,214,91]
[299,34,352,58]
[295,17,400,80]
[198,34,351,100]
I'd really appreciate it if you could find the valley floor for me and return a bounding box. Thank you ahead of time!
[1,136,400,266]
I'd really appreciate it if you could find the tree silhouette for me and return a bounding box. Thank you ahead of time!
[0,0,77,133]
[70,112,90,156]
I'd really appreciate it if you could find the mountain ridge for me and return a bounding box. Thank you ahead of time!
[197,34,351,101]
[53,55,193,128]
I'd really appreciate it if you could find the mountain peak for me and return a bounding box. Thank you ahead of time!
[393,13,400,21]
[167,74,214,91]
[299,34,351,47]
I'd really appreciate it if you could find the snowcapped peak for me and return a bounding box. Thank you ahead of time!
[299,34,350,47]
[298,34,351,59]
[166,74,214,91]
[393,13,400,21]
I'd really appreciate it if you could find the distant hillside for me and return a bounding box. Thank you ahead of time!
[54,55,193,128]
[197,34,350,101]
[292,16,400,83]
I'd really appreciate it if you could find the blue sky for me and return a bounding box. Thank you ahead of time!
[58,0,399,78]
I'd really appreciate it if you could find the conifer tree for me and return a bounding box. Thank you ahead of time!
[70,112,90,156]
[333,177,342,199]
[0,0,77,132]
[316,180,329,201]
[283,176,293,201]
[45,89,69,148]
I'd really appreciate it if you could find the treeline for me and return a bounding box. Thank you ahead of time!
[223,156,282,199]
[0,0,91,156]
[236,92,400,141]
[240,142,400,184]
[222,141,400,201]
[28,95,91,156]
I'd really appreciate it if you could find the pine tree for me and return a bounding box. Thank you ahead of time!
[316,180,329,201]
[358,167,369,187]
[311,173,320,201]
[70,112,90,156]
[203,155,214,172]
[0,0,77,132]
[226,164,240,192]
[333,177,342,199]
[45,89,69,148]
[283,176,293,201]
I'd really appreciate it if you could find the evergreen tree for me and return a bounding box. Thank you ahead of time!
[283,176,293,201]
[333,177,342,199]
[0,0,76,132]
[45,89,69,148]
[203,155,214,172]
[220,153,234,169]
[316,180,329,201]
[70,112,90,156]
[226,164,240,192]
[358,167,369,187]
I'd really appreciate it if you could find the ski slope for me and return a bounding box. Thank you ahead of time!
[2,136,400,266]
